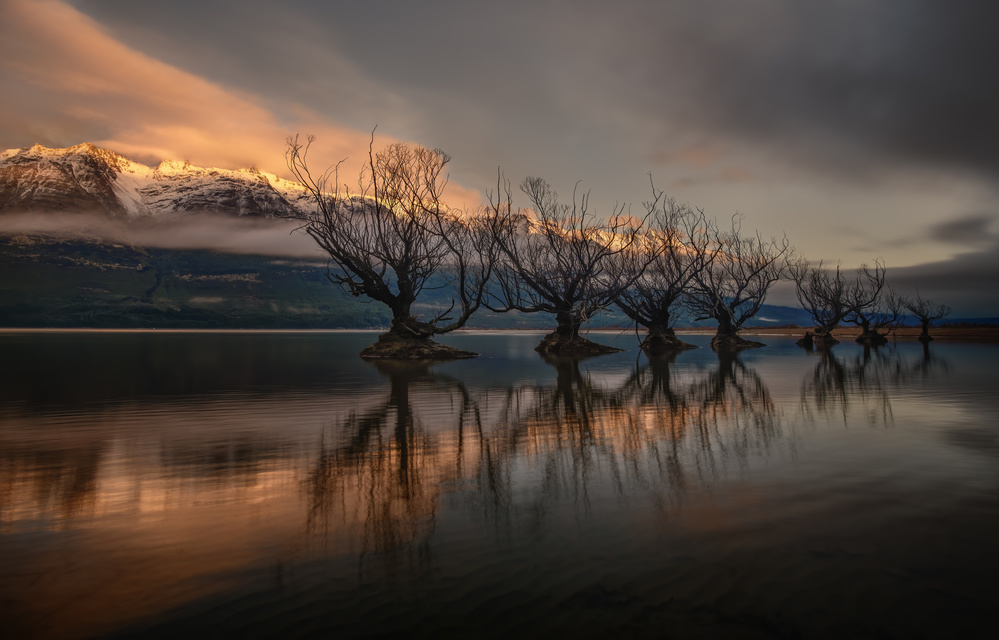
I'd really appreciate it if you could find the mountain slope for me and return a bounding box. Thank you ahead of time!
[0,143,313,218]
[0,234,391,328]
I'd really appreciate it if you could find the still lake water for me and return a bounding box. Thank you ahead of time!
[1,330,998,639]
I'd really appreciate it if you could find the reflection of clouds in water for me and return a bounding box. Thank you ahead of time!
[2,339,968,540]
[945,427,999,457]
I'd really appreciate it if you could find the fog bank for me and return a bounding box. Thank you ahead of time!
[0,212,322,259]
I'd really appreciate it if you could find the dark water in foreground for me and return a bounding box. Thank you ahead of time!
[1,330,998,639]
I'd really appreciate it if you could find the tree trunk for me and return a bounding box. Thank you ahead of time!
[710,308,763,352]
[389,315,436,340]
[919,320,933,342]
[359,312,477,360]
[713,308,736,338]
[534,310,621,356]
[641,324,696,354]
[555,310,582,339]
[855,319,888,346]
[801,326,839,348]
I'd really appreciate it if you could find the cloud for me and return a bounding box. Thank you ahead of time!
[928,214,998,246]
[0,211,322,258]
[0,0,483,208]
[4,0,999,315]
[52,2,999,202]
[0,0,377,174]
[639,1,999,183]
[889,244,999,318]
[651,146,723,170]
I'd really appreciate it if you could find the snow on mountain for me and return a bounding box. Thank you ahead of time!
[0,143,315,219]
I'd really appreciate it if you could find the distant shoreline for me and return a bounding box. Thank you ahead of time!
[690,326,999,342]
[2,325,997,341]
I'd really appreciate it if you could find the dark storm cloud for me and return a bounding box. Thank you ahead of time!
[67,0,999,186]
[889,245,999,318]
[928,214,998,246]
[606,0,999,181]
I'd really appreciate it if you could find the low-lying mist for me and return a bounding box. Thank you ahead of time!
[3,211,996,319]
[0,211,322,259]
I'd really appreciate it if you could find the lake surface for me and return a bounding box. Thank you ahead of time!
[1,330,998,639]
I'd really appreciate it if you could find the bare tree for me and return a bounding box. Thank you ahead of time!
[285,135,496,358]
[486,175,650,355]
[686,217,790,351]
[845,261,903,345]
[903,293,952,342]
[614,181,708,353]
[792,259,902,348]
[789,259,854,347]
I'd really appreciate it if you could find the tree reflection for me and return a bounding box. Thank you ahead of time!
[797,344,937,427]
[0,443,104,526]
[305,361,479,573]
[303,349,788,565]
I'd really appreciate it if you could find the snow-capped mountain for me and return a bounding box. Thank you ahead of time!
[0,143,315,218]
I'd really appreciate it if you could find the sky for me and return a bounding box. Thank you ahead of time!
[1,0,998,315]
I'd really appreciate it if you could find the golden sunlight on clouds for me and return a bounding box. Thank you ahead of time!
[0,0,483,206]
[651,145,723,170]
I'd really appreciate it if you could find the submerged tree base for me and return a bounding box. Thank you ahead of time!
[855,331,889,346]
[710,333,765,352]
[534,332,623,356]
[359,331,478,360]
[798,330,840,349]
[641,330,697,355]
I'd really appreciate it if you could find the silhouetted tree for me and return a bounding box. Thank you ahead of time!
[285,135,496,358]
[686,217,790,351]
[903,293,951,342]
[789,259,854,347]
[790,259,897,348]
[845,262,903,346]
[486,175,652,355]
[614,182,708,353]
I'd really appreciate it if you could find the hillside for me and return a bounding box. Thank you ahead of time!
[0,234,389,328]
[0,143,312,218]
[0,233,820,330]
[0,142,830,331]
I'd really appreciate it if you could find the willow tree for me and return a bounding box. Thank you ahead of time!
[791,259,897,348]
[486,175,652,355]
[285,135,496,359]
[844,261,903,346]
[614,183,708,353]
[686,217,790,351]
[903,293,951,342]
[789,259,854,347]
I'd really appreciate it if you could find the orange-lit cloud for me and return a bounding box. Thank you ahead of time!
[0,0,483,207]
[719,167,754,183]
[651,145,723,170]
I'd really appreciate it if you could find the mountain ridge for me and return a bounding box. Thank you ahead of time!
[0,142,313,219]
